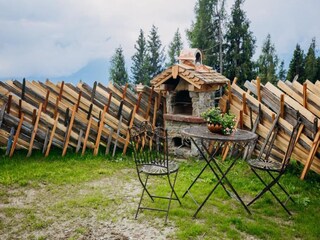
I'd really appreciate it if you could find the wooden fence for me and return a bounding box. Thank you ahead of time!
[220,77,320,180]
[1,77,320,180]
[0,79,164,158]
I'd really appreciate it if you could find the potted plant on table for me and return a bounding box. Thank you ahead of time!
[201,107,237,135]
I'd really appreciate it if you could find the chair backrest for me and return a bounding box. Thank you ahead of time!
[257,111,302,172]
[258,111,281,161]
[280,118,302,171]
[129,121,169,168]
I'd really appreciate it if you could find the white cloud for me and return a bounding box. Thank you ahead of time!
[0,0,319,79]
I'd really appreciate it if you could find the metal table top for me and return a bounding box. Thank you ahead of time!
[181,126,258,143]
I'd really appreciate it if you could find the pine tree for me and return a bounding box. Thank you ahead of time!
[317,57,320,81]
[109,46,128,86]
[131,29,149,85]
[187,0,225,69]
[304,38,318,83]
[167,28,183,66]
[224,0,256,86]
[287,44,305,82]
[278,60,286,81]
[256,34,279,84]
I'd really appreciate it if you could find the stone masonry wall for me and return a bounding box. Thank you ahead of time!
[166,120,206,158]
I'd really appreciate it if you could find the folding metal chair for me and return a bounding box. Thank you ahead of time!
[246,112,302,215]
[129,121,181,223]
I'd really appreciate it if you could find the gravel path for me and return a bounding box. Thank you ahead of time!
[0,169,176,239]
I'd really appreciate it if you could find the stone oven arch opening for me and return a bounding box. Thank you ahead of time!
[172,90,192,115]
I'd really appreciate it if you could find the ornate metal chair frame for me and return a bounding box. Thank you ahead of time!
[246,112,302,215]
[129,121,181,223]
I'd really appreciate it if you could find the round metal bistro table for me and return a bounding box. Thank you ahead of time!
[181,126,258,218]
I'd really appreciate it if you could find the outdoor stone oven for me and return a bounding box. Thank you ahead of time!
[150,49,230,157]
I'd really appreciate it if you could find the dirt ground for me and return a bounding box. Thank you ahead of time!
[0,169,176,239]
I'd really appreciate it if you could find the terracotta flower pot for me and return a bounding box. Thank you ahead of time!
[207,123,222,133]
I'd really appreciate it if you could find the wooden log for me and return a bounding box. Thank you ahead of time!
[27,103,43,157]
[21,78,26,100]
[220,91,312,152]
[303,82,307,108]
[45,113,60,157]
[75,91,82,112]
[6,127,15,156]
[145,86,154,120]
[242,93,247,115]
[267,81,319,129]
[280,94,284,118]
[277,81,320,119]
[76,129,83,153]
[112,100,124,157]
[9,113,24,157]
[220,92,320,174]
[7,95,12,114]
[136,92,142,114]
[245,80,315,139]
[305,80,320,96]
[93,105,107,156]
[105,129,114,155]
[42,129,50,154]
[81,116,93,156]
[122,105,137,155]
[58,81,64,101]
[43,90,50,113]
[1,90,69,149]
[62,105,76,156]
[300,128,320,180]
[0,103,6,127]
[256,76,261,102]
[291,80,320,117]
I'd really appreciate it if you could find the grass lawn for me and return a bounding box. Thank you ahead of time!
[0,148,319,239]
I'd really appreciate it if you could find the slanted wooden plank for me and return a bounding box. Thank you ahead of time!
[265,82,318,126]
[6,127,15,156]
[305,80,320,96]
[145,87,154,120]
[256,77,261,102]
[42,129,50,154]
[220,92,320,174]
[76,129,83,153]
[27,103,43,157]
[9,113,24,157]
[122,105,137,155]
[300,128,320,179]
[58,81,64,101]
[112,100,124,157]
[62,105,76,156]
[303,82,307,108]
[81,116,93,156]
[43,90,50,113]
[45,113,60,157]
[7,95,12,114]
[105,129,114,155]
[93,105,107,156]
[0,103,6,127]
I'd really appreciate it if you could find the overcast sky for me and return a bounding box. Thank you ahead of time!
[0,0,319,84]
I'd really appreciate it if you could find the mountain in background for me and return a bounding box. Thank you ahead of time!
[51,58,110,87]
[0,58,110,88]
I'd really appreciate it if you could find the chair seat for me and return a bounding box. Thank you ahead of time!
[140,161,179,175]
[247,158,283,171]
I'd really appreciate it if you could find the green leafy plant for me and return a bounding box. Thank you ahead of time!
[201,107,223,124]
[201,107,237,135]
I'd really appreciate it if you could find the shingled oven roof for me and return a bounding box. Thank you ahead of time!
[150,63,229,91]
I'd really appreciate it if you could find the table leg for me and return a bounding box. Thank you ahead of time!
[202,141,251,215]
[183,137,229,199]
[192,141,252,217]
